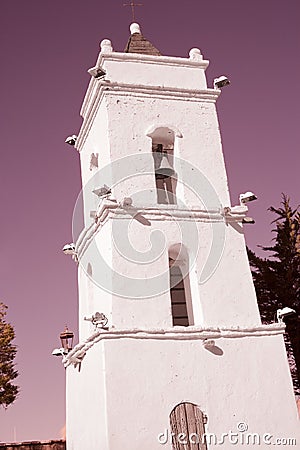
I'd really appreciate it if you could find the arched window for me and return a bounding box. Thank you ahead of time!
[169,265,189,326]
[170,402,208,450]
[148,127,177,205]
[169,245,194,326]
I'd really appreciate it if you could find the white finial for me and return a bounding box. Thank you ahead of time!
[189,48,203,61]
[100,39,113,53]
[130,23,141,35]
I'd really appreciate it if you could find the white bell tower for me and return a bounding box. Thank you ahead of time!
[65,24,299,450]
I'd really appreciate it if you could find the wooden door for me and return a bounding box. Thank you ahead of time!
[170,403,207,450]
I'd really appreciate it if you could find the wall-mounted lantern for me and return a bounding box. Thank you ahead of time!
[60,326,74,353]
[52,326,74,357]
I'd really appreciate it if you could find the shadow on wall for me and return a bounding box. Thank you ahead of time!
[205,345,223,356]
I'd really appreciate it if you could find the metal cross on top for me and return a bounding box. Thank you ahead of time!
[123,0,143,22]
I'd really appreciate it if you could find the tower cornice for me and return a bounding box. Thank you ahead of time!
[96,51,209,70]
[77,82,220,151]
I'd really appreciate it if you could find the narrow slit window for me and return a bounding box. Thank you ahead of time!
[169,265,189,326]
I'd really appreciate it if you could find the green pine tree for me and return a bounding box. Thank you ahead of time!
[0,303,19,408]
[248,194,300,393]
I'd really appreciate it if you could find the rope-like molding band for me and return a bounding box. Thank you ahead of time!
[75,201,247,260]
[63,323,285,368]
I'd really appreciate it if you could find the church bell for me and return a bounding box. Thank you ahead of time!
[154,149,175,179]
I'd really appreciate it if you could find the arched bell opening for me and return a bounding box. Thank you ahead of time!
[168,244,194,327]
[148,127,178,205]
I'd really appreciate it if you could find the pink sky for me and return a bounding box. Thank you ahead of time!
[1,0,300,443]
